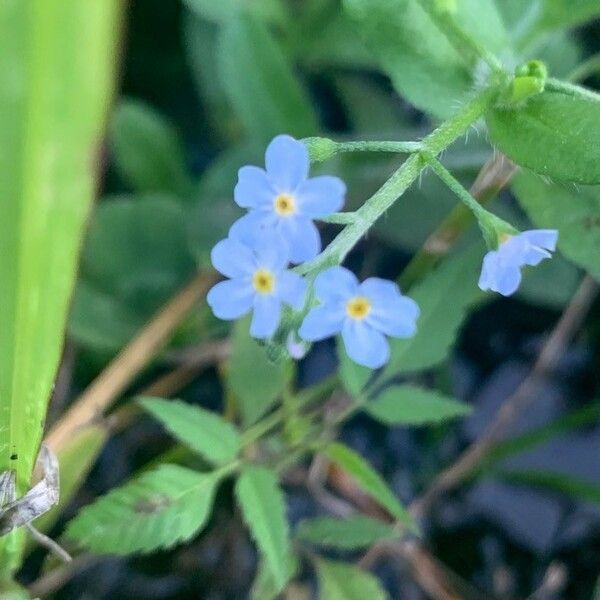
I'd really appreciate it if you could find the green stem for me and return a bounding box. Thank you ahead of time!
[329,140,424,155]
[320,212,359,225]
[423,154,487,219]
[296,86,497,275]
[418,0,503,73]
[567,52,600,83]
[545,78,600,102]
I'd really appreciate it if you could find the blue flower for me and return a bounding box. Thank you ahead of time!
[207,234,306,339]
[478,229,558,296]
[231,135,346,264]
[299,267,420,369]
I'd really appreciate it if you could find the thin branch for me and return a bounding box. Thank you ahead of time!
[411,274,598,518]
[45,272,215,454]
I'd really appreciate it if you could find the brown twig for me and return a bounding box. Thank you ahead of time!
[27,554,99,598]
[45,272,215,454]
[411,274,599,518]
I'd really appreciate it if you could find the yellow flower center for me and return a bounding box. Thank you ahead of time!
[346,296,371,320]
[274,193,296,216]
[252,269,275,294]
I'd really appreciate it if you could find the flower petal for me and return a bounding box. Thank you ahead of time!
[299,305,345,341]
[295,176,346,218]
[478,252,522,296]
[276,271,306,310]
[207,279,253,319]
[521,245,552,267]
[211,237,256,278]
[250,294,281,339]
[314,266,358,303]
[278,216,321,263]
[253,232,291,272]
[229,211,277,247]
[265,135,309,191]
[341,319,390,369]
[520,229,558,252]
[367,298,419,337]
[234,165,275,209]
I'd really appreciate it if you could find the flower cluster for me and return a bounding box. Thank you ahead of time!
[207,135,420,367]
[207,134,559,368]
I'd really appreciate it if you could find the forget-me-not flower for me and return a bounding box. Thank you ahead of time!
[478,229,558,296]
[231,135,346,264]
[299,267,420,369]
[207,234,306,339]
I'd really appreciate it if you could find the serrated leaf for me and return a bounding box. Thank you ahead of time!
[486,89,600,184]
[375,243,485,387]
[297,516,398,550]
[366,385,471,426]
[316,558,387,600]
[325,443,416,530]
[64,464,220,555]
[512,173,600,280]
[139,397,241,464]
[111,100,191,196]
[228,317,291,425]
[251,554,298,600]
[236,466,291,591]
[343,0,509,118]
[217,13,318,142]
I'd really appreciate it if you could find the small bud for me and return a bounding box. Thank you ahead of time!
[302,137,338,163]
[506,60,548,105]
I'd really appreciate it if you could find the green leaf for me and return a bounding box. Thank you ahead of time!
[228,318,291,425]
[325,443,416,530]
[251,554,298,600]
[537,0,600,32]
[297,516,398,550]
[366,385,471,426]
[217,13,318,142]
[111,99,191,196]
[375,243,485,386]
[486,89,600,184]
[316,558,387,600]
[139,397,241,464]
[498,469,600,505]
[0,0,122,575]
[343,0,509,118]
[512,172,600,280]
[183,0,286,24]
[236,466,291,591]
[483,402,600,468]
[64,464,220,555]
[72,194,196,352]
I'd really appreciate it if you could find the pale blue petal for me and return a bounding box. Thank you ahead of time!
[276,271,306,310]
[253,232,290,271]
[299,305,345,341]
[342,319,390,369]
[478,251,500,291]
[250,294,281,339]
[479,251,522,296]
[520,229,558,252]
[278,216,321,263]
[211,237,256,278]
[265,135,309,192]
[229,211,277,247]
[295,176,346,218]
[366,296,419,338]
[207,279,253,319]
[521,245,552,267]
[314,266,358,303]
[234,165,275,209]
